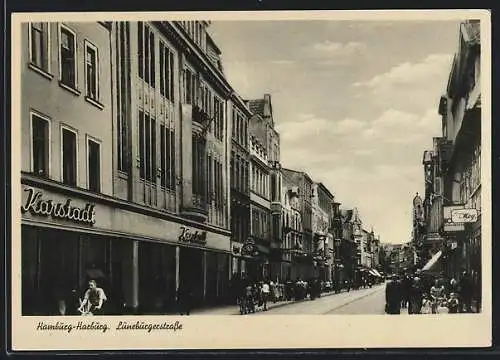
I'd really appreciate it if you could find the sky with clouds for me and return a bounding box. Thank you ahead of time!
[209,20,460,244]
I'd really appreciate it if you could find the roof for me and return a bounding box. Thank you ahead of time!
[248,99,265,116]
[317,182,334,200]
[462,20,480,46]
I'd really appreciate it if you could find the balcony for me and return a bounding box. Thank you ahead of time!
[192,105,212,135]
[180,194,208,222]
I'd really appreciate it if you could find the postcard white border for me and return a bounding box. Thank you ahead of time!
[11,9,491,350]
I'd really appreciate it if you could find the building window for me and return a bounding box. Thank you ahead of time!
[192,134,206,202]
[184,67,197,105]
[87,137,101,192]
[61,127,77,186]
[137,22,155,87]
[232,108,236,139]
[160,124,176,190]
[59,24,77,89]
[29,22,50,73]
[138,110,156,182]
[31,112,51,176]
[213,97,224,141]
[117,22,130,173]
[159,41,174,101]
[84,41,99,101]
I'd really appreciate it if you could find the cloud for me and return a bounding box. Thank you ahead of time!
[277,114,367,142]
[269,60,295,65]
[353,53,453,89]
[361,108,441,144]
[309,41,366,56]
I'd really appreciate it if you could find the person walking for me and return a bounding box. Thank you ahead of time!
[385,276,402,315]
[177,281,193,315]
[409,276,424,315]
[459,271,473,313]
[447,292,460,313]
[261,279,270,311]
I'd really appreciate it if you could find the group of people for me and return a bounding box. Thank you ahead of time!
[233,274,363,315]
[385,270,476,315]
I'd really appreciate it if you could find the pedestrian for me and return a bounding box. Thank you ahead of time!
[401,274,412,309]
[261,279,270,311]
[408,276,423,315]
[177,281,193,315]
[447,292,460,314]
[459,271,473,313]
[385,275,402,315]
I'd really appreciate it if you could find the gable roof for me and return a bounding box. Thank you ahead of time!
[248,99,265,116]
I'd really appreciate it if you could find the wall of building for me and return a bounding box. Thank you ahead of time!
[22,22,113,195]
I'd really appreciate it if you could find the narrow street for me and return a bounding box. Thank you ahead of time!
[254,283,386,315]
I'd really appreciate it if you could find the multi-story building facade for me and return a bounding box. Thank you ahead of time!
[229,94,251,278]
[248,94,283,281]
[330,200,345,283]
[281,168,314,280]
[312,182,334,281]
[441,20,481,293]
[21,21,115,315]
[420,20,481,309]
[281,171,303,281]
[339,209,358,282]
[246,104,271,281]
[112,21,235,311]
[20,20,243,315]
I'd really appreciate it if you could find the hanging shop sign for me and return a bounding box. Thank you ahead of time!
[443,205,466,232]
[451,208,479,223]
[21,187,96,225]
[178,226,207,246]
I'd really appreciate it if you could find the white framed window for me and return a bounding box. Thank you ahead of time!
[86,135,102,193]
[84,40,99,102]
[30,110,51,176]
[58,23,78,91]
[28,22,51,76]
[60,125,78,186]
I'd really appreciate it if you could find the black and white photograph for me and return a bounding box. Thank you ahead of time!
[10,10,491,350]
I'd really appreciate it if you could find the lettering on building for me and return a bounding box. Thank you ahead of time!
[178,226,207,245]
[21,187,96,225]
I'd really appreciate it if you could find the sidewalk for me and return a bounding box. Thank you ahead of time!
[194,284,384,315]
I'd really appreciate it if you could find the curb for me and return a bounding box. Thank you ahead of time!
[224,284,384,315]
[321,286,384,314]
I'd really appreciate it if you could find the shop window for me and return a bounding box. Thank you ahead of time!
[59,24,77,89]
[87,137,101,192]
[84,40,99,102]
[61,127,77,186]
[29,22,50,74]
[31,112,51,177]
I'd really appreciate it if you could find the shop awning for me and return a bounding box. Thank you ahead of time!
[368,269,378,276]
[370,269,383,277]
[421,250,442,274]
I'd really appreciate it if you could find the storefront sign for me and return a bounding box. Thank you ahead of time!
[178,226,207,245]
[451,208,478,223]
[21,187,96,225]
[443,204,466,232]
